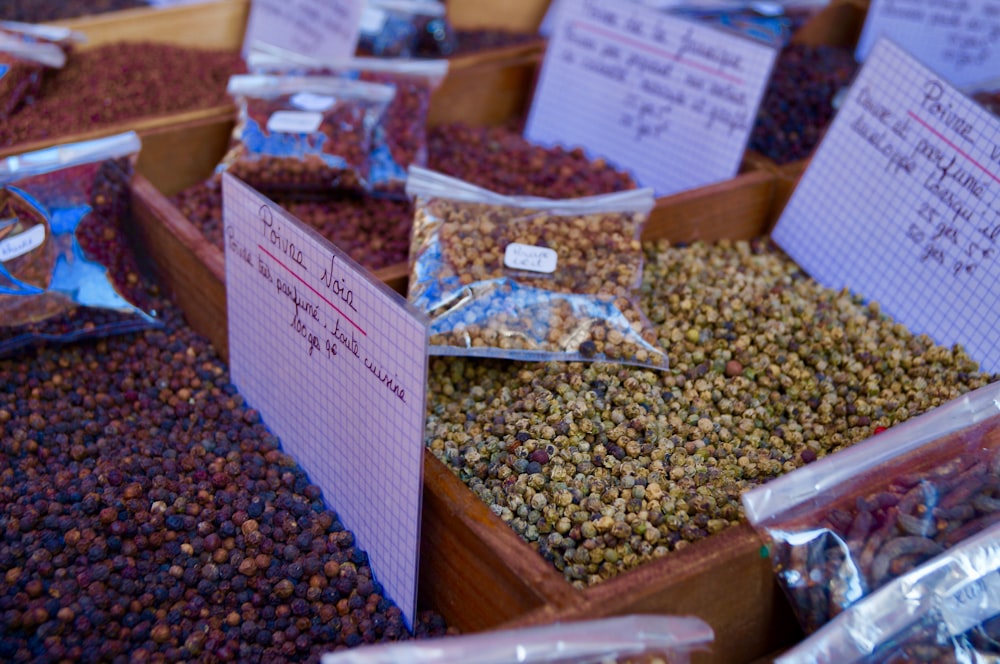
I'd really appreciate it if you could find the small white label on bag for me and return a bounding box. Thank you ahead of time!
[504,242,558,273]
[0,224,46,262]
[267,111,323,134]
[290,92,336,112]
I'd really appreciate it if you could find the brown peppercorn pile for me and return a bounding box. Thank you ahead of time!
[171,122,637,271]
[0,0,150,22]
[0,42,244,149]
[424,238,999,588]
[0,293,451,662]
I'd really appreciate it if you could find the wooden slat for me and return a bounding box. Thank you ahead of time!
[445,0,551,32]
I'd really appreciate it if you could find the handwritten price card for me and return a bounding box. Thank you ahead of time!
[242,0,365,60]
[772,38,1000,374]
[856,0,1000,89]
[221,174,428,625]
[524,0,777,197]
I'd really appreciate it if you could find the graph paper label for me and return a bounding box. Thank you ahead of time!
[772,38,1000,374]
[856,0,1000,89]
[221,174,428,626]
[524,0,777,197]
[242,0,364,60]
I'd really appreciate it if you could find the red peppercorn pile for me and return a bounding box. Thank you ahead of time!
[0,291,452,662]
[171,121,638,270]
[0,42,244,149]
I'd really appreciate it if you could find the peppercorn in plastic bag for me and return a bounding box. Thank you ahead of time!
[219,74,395,196]
[245,50,448,197]
[776,519,1000,663]
[0,131,159,357]
[742,380,1000,635]
[357,0,456,58]
[320,614,713,664]
[405,166,668,369]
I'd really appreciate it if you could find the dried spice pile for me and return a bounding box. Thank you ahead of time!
[171,122,637,272]
[0,0,149,22]
[424,238,998,588]
[0,292,451,662]
[0,42,243,149]
[748,43,859,165]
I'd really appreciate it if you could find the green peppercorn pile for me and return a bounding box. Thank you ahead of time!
[425,238,999,588]
[0,295,451,662]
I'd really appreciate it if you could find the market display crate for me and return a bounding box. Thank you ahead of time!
[126,114,788,664]
[1,0,546,159]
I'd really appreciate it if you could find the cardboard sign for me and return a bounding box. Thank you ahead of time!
[856,0,1000,89]
[772,38,1000,374]
[242,0,365,61]
[221,174,429,625]
[524,0,778,197]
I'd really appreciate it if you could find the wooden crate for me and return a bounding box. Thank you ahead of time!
[446,0,551,32]
[0,0,544,158]
[126,107,791,664]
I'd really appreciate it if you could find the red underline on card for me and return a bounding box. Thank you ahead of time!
[573,19,744,85]
[908,110,1000,186]
[258,245,367,336]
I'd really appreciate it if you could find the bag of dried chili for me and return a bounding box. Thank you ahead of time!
[0,25,68,119]
[743,380,1000,635]
[1,131,159,357]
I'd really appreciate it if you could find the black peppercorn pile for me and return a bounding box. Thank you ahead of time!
[0,0,150,22]
[0,294,451,662]
[748,43,859,165]
[171,121,637,268]
[0,42,245,149]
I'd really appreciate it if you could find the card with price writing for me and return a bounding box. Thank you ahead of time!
[772,38,1000,374]
[221,174,429,626]
[242,0,366,60]
[524,0,777,197]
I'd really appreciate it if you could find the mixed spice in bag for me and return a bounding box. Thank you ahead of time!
[742,381,1000,635]
[357,0,456,58]
[777,520,1000,664]
[219,74,395,196]
[245,52,448,197]
[1,131,158,357]
[406,167,668,369]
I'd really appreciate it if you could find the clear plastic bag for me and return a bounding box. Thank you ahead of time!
[320,615,713,664]
[742,381,1000,635]
[1,131,159,357]
[245,51,448,197]
[357,0,456,58]
[219,74,395,196]
[777,519,1000,663]
[405,166,668,369]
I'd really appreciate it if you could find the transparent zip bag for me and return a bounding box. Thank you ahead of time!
[321,615,713,664]
[777,519,1000,663]
[357,0,456,58]
[219,74,395,196]
[405,166,668,370]
[742,380,1000,635]
[245,50,448,197]
[1,131,159,357]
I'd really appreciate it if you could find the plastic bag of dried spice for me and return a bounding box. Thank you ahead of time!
[356,0,456,58]
[321,615,713,664]
[219,74,395,196]
[776,519,1000,663]
[405,166,668,370]
[0,131,159,357]
[245,51,448,198]
[742,380,1000,635]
